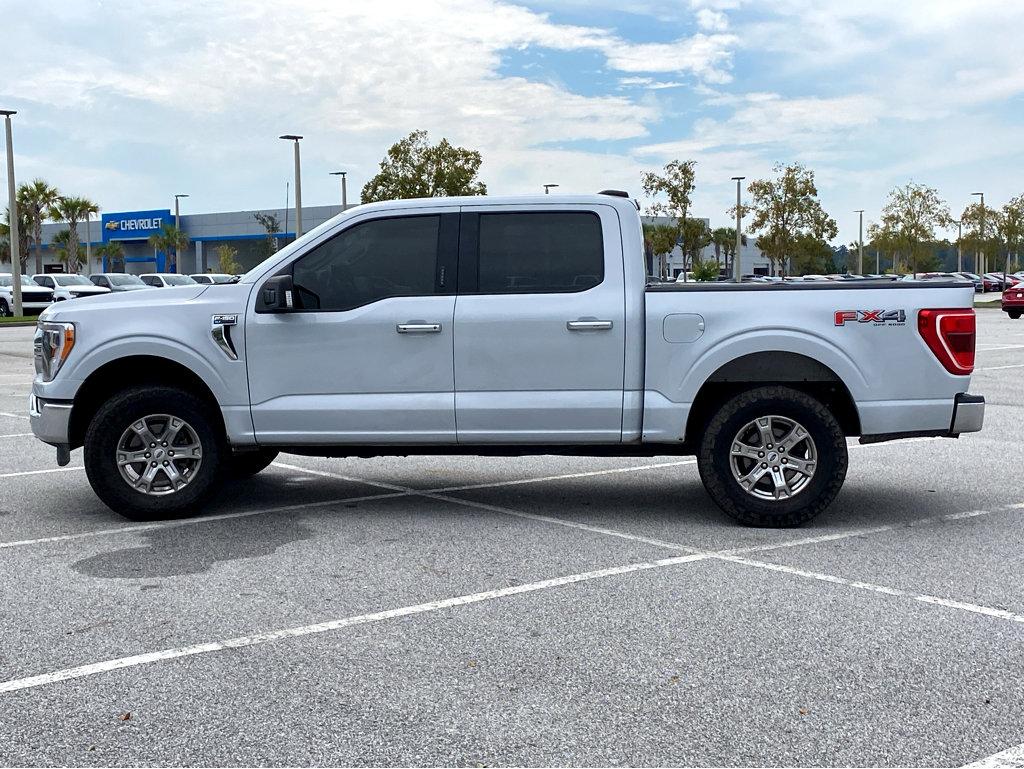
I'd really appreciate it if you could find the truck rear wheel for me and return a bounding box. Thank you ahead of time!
[84,386,225,520]
[697,386,848,527]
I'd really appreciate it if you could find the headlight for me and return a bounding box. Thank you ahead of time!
[34,321,75,382]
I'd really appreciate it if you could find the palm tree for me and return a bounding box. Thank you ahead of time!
[0,220,9,266]
[148,224,190,273]
[18,179,60,274]
[50,196,99,273]
[51,229,73,266]
[3,206,32,273]
[95,241,125,273]
[711,227,734,272]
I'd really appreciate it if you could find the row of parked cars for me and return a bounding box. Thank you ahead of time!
[0,272,239,316]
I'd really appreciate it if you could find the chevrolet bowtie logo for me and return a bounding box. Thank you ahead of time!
[105,221,120,231]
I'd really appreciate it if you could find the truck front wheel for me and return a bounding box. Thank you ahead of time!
[697,386,848,527]
[84,386,225,520]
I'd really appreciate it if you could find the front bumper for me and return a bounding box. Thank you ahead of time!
[950,393,984,435]
[29,393,72,446]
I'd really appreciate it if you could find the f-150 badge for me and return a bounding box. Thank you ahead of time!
[834,309,906,326]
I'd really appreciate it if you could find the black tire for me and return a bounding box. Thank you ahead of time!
[84,386,226,520]
[225,449,279,480]
[0,299,10,317]
[1009,311,1021,320]
[697,386,848,527]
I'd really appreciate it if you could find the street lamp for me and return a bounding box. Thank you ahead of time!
[329,170,348,210]
[972,192,985,276]
[953,219,962,273]
[543,183,559,195]
[280,135,303,236]
[1,109,21,317]
[731,176,744,282]
[173,193,189,274]
[854,210,864,275]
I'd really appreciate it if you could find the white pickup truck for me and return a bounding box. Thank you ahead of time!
[30,193,984,527]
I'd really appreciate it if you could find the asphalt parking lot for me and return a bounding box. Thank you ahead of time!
[0,311,1022,767]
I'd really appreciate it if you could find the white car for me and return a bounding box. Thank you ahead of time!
[32,273,111,301]
[140,273,199,288]
[189,273,238,285]
[0,273,53,316]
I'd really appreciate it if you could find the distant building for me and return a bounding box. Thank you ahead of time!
[641,215,769,278]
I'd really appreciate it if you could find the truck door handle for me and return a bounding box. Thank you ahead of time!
[567,320,613,331]
[396,323,442,334]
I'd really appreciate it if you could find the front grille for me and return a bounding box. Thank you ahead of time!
[21,291,51,302]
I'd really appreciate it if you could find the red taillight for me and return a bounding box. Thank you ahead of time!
[918,308,975,375]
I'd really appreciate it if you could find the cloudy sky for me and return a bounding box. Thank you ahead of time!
[2,0,1022,243]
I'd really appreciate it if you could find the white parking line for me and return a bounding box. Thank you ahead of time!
[0,467,83,479]
[962,741,1024,768]
[0,551,710,694]
[0,433,33,438]
[0,411,28,420]
[975,363,1024,371]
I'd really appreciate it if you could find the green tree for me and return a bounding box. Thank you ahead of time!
[147,224,190,273]
[959,201,1001,276]
[215,244,242,275]
[17,179,60,274]
[642,223,678,279]
[0,220,9,265]
[50,196,99,273]
[998,195,1024,276]
[680,218,712,277]
[790,233,835,275]
[710,227,733,270]
[690,257,719,282]
[252,212,281,260]
[361,129,486,203]
[641,159,696,276]
[95,241,125,272]
[876,182,951,276]
[51,229,73,264]
[737,163,837,277]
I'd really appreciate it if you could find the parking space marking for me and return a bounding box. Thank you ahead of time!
[975,363,1024,371]
[0,551,711,695]
[0,467,83,479]
[0,432,33,438]
[715,553,1024,624]
[962,741,1024,768]
[0,411,28,420]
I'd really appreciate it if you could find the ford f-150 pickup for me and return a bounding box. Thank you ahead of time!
[29,192,985,526]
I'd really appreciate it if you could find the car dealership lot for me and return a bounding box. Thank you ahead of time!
[0,312,1022,767]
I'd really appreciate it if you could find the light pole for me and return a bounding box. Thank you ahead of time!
[854,210,864,275]
[972,192,985,276]
[2,109,22,316]
[280,135,303,236]
[329,171,348,210]
[173,193,189,273]
[731,176,744,282]
[543,183,559,195]
[954,219,962,273]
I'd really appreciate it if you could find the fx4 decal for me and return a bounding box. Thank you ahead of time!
[834,309,907,326]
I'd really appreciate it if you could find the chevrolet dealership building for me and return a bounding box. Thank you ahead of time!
[23,202,768,276]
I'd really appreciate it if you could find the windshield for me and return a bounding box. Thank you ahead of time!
[53,275,93,286]
[108,274,145,286]
[163,275,197,286]
[0,275,40,287]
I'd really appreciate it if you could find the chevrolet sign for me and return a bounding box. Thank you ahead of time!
[100,209,172,242]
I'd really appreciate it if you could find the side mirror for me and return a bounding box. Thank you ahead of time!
[258,274,295,313]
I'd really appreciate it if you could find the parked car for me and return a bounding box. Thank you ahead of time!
[32,273,111,301]
[140,273,199,288]
[1003,283,1024,319]
[88,273,154,292]
[189,273,239,285]
[983,273,1016,291]
[0,273,53,316]
[29,193,984,528]
[956,272,984,292]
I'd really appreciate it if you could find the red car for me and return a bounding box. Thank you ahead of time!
[1004,283,1024,319]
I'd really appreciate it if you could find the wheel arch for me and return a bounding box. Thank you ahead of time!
[69,355,225,449]
[684,351,861,444]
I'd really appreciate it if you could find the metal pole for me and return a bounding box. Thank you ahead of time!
[3,111,22,316]
[956,220,962,273]
[86,214,92,274]
[543,183,559,195]
[854,210,864,274]
[342,172,347,209]
[732,176,744,282]
[173,198,179,274]
[972,192,985,276]
[293,141,302,236]
[283,182,289,243]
